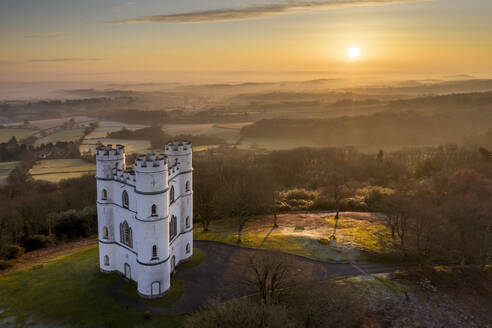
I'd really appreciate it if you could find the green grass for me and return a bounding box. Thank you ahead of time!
[0,128,36,143]
[179,248,206,269]
[34,128,86,146]
[29,159,95,183]
[120,279,184,308]
[0,161,20,185]
[0,246,183,328]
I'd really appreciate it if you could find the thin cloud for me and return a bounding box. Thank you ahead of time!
[109,0,424,24]
[24,32,65,39]
[27,58,103,63]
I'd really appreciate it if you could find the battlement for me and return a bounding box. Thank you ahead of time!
[96,144,125,161]
[113,169,136,184]
[133,154,167,173]
[165,140,192,156]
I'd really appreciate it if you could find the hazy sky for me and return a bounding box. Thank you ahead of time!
[0,0,491,83]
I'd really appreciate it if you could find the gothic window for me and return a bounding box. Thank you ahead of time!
[185,181,190,192]
[122,190,129,208]
[103,226,109,239]
[120,221,133,248]
[152,245,157,258]
[170,186,175,204]
[169,215,177,240]
[102,189,107,200]
[186,243,190,254]
[104,255,109,266]
[186,216,190,228]
[151,204,157,216]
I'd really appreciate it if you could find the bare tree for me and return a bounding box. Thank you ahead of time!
[242,253,293,304]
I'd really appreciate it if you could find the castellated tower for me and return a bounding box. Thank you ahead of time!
[96,142,193,298]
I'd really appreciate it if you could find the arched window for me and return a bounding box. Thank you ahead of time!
[185,181,190,192]
[104,255,109,266]
[169,215,177,240]
[170,186,175,204]
[186,243,190,254]
[122,190,129,208]
[152,245,157,258]
[151,204,157,216]
[102,189,107,200]
[185,216,190,228]
[120,221,133,248]
[103,226,109,239]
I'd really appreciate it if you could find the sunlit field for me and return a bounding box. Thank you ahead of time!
[79,138,152,155]
[34,128,86,146]
[0,128,35,143]
[29,159,95,183]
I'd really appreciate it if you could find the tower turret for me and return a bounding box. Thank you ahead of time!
[96,144,125,179]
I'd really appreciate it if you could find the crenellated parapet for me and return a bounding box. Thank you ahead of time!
[96,144,125,161]
[133,154,167,173]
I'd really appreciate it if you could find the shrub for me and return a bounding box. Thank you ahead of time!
[4,244,25,259]
[0,260,13,270]
[23,234,54,252]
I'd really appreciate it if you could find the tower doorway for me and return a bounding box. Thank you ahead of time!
[124,263,131,280]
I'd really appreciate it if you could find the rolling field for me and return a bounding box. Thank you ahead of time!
[194,212,395,263]
[80,138,152,155]
[0,161,20,185]
[0,128,36,143]
[237,136,321,150]
[29,159,95,182]
[0,247,183,328]
[34,128,86,146]
[162,123,251,144]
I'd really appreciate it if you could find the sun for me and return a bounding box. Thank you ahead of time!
[347,46,361,59]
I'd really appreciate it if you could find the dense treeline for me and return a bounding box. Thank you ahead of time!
[106,125,225,148]
[194,145,492,267]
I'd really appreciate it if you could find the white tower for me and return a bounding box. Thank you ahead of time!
[96,142,193,298]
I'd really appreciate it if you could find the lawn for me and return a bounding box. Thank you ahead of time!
[34,128,86,146]
[194,212,396,263]
[29,159,95,183]
[0,128,36,143]
[0,246,184,328]
[0,161,20,185]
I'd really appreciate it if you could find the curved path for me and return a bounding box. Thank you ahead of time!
[108,240,408,315]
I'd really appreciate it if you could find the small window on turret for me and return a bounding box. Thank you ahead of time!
[102,189,107,200]
[104,255,109,266]
[152,245,157,258]
[103,226,109,239]
[186,243,190,254]
[122,190,129,208]
[185,181,190,192]
[186,216,190,228]
[170,186,175,204]
[151,204,157,216]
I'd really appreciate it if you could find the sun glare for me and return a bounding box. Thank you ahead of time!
[347,46,361,59]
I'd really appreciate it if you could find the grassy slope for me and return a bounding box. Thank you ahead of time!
[0,246,183,328]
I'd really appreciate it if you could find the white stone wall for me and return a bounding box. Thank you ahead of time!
[96,143,193,298]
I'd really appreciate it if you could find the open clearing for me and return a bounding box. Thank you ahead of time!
[194,212,396,263]
[29,158,95,182]
[0,128,36,143]
[0,161,20,185]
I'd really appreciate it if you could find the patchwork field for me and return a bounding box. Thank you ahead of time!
[0,161,20,185]
[162,123,251,144]
[34,128,86,146]
[0,247,183,328]
[0,128,36,143]
[237,136,321,150]
[194,212,395,263]
[29,159,95,183]
[80,138,152,155]
[7,116,92,130]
